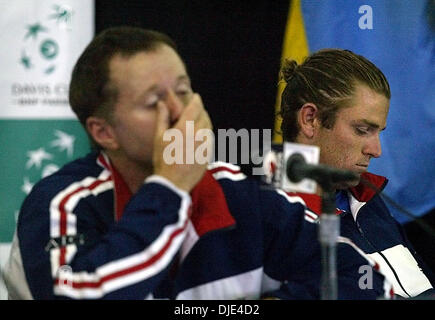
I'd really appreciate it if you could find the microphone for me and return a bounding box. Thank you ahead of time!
[286,153,359,186]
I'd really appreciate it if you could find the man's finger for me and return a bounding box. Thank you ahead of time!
[166,89,187,125]
[155,101,170,137]
[175,93,204,125]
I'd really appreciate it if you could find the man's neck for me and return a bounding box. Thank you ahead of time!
[104,151,153,194]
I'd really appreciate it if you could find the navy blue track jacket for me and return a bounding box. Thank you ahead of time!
[286,172,435,299]
[3,151,394,299]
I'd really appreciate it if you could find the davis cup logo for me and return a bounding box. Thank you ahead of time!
[19,4,73,75]
[7,3,78,115]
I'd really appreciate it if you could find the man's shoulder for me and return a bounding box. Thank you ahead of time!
[203,161,306,216]
[205,161,271,198]
[206,161,249,182]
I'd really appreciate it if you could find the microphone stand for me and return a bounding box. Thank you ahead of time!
[285,153,358,300]
[316,177,339,300]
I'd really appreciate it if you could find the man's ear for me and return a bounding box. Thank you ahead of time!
[297,103,320,139]
[86,116,119,150]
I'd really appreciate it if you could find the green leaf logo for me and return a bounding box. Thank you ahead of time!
[49,4,74,26]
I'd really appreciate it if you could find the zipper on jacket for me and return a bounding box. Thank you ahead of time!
[355,220,412,298]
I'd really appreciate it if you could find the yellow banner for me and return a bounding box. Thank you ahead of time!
[273,0,309,143]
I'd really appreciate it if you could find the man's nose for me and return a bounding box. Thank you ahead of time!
[363,134,382,158]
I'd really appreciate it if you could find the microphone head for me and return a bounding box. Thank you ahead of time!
[286,152,360,188]
[286,153,306,183]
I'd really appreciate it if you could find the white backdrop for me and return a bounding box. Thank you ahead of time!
[0,0,94,299]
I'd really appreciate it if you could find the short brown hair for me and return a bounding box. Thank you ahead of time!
[279,49,391,142]
[69,26,177,147]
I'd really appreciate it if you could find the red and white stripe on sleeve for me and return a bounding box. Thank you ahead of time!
[50,173,191,298]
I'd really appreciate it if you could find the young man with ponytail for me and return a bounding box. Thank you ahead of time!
[279,49,435,299]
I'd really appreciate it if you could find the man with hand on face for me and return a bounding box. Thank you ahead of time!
[279,49,435,299]
[3,27,393,300]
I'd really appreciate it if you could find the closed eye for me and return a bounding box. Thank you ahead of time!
[143,95,159,109]
[175,83,193,96]
[176,89,192,96]
[355,126,371,135]
[175,85,193,105]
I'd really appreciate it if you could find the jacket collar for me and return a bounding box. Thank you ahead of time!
[286,172,388,216]
[96,152,132,221]
[96,151,236,234]
[349,172,388,202]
